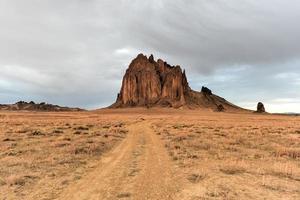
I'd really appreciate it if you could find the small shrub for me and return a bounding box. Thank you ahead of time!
[74,147,88,154]
[220,165,246,175]
[275,148,300,159]
[73,131,81,135]
[0,178,6,186]
[31,130,45,136]
[63,137,71,141]
[187,173,206,183]
[3,138,15,142]
[117,193,131,198]
[53,129,64,134]
[103,125,111,129]
[75,126,89,131]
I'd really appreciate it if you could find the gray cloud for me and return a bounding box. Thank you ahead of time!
[0,0,299,112]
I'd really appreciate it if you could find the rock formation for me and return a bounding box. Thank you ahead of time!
[111,54,190,108]
[0,101,84,112]
[256,102,266,113]
[217,104,225,112]
[110,53,244,111]
[201,86,212,95]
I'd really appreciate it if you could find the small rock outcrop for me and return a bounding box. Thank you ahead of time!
[110,53,244,111]
[201,86,212,95]
[217,104,225,112]
[256,102,266,113]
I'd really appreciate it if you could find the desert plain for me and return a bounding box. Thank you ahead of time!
[0,109,299,200]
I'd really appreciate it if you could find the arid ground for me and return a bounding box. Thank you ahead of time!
[0,109,299,200]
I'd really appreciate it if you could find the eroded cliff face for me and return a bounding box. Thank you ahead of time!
[111,54,190,108]
[110,53,244,111]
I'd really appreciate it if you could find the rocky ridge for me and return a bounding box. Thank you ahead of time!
[110,54,244,111]
[0,101,84,112]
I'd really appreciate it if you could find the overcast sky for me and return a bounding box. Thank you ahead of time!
[0,0,299,112]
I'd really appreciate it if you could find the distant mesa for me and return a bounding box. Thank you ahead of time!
[110,53,245,112]
[0,101,84,112]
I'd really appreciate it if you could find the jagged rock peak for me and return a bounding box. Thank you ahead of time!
[111,53,190,108]
[201,86,212,95]
[148,54,155,63]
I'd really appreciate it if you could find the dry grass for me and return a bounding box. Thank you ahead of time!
[153,111,300,199]
[0,111,129,199]
[0,109,300,200]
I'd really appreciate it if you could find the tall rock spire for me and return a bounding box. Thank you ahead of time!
[111,54,190,108]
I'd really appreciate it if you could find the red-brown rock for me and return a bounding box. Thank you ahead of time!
[110,53,243,111]
[111,54,190,108]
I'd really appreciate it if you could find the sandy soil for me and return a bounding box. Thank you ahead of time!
[0,109,299,199]
[59,120,179,200]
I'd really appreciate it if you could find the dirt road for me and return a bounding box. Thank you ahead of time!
[58,120,180,200]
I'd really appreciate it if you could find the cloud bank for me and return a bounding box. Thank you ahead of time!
[0,0,299,112]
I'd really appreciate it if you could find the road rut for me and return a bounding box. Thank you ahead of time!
[58,120,179,200]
